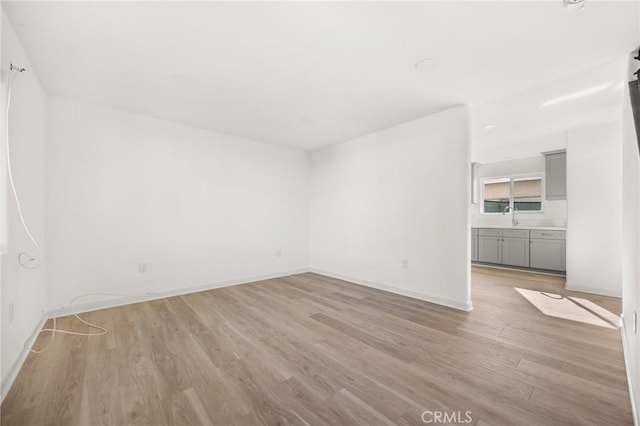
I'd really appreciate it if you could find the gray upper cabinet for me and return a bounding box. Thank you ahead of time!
[543,150,566,200]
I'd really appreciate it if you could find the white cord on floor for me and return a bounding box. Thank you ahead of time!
[25,292,159,354]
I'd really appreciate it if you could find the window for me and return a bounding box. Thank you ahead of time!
[513,178,542,211]
[483,178,511,213]
[482,176,543,213]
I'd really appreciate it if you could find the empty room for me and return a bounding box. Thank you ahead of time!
[1,1,640,425]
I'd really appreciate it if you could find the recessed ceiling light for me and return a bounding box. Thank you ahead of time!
[483,124,498,130]
[415,58,436,72]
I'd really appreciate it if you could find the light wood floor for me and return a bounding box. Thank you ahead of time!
[1,267,632,425]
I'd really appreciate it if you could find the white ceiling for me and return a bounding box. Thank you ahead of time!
[3,1,639,151]
[472,58,628,163]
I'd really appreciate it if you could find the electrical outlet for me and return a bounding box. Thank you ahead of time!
[402,259,409,269]
[634,311,638,334]
[138,262,148,273]
[8,302,14,323]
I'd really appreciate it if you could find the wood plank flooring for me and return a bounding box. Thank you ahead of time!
[1,266,633,425]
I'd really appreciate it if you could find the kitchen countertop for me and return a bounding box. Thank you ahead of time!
[472,225,567,231]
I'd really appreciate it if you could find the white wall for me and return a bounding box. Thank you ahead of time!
[309,106,472,311]
[1,12,47,398]
[622,54,640,425]
[46,97,309,312]
[471,155,567,228]
[566,121,623,297]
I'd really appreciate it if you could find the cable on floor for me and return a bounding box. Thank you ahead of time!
[24,292,158,354]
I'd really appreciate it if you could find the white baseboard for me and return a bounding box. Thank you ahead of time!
[472,263,566,277]
[1,314,48,403]
[565,283,622,298]
[621,317,639,426]
[50,267,311,318]
[310,268,473,312]
[2,268,309,403]
[3,266,471,404]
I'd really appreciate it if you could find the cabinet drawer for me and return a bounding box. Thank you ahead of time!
[479,228,502,237]
[502,229,530,239]
[471,228,478,236]
[530,230,565,240]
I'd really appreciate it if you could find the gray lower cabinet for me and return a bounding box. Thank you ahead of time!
[471,235,478,262]
[502,237,530,267]
[473,227,565,272]
[501,229,530,267]
[478,235,502,264]
[530,230,566,271]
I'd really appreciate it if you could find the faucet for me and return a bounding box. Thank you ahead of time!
[502,205,519,226]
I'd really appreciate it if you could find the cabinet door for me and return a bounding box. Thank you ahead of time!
[478,236,501,264]
[502,237,530,267]
[471,235,478,262]
[530,239,566,271]
[545,152,566,200]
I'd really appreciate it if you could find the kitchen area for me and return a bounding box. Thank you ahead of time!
[471,150,567,274]
[469,59,625,298]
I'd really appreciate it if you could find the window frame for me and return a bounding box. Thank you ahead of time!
[481,173,545,215]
